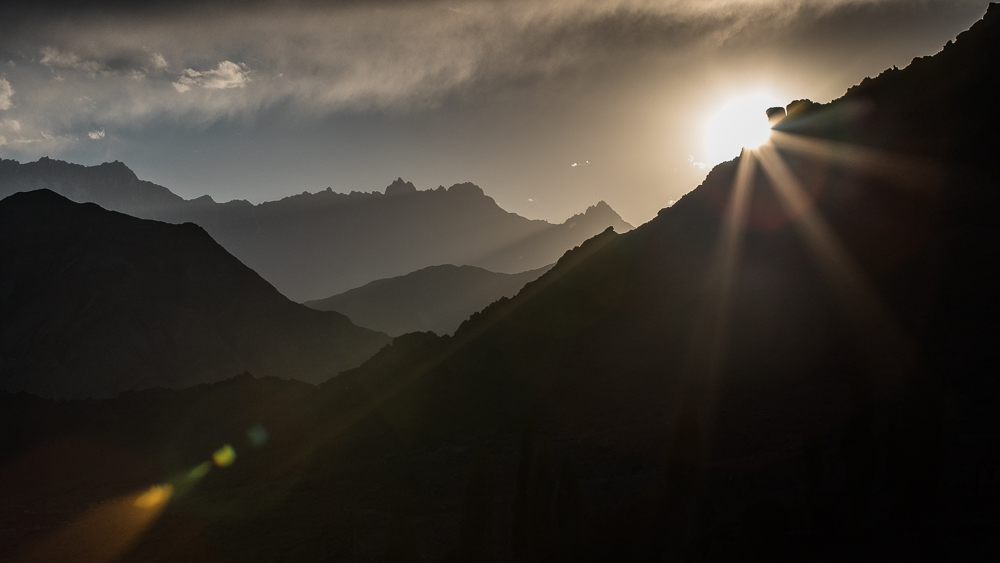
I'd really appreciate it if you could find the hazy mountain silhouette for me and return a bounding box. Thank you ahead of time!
[304,264,553,336]
[0,163,633,301]
[0,157,187,217]
[0,190,391,399]
[6,4,1000,561]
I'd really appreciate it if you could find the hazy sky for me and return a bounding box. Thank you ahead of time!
[0,0,989,224]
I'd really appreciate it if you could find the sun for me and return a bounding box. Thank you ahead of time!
[702,93,781,165]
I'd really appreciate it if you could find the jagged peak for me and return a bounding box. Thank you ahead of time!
[385,177,417,196]
[587,200,612,212]
[560,200,633,230]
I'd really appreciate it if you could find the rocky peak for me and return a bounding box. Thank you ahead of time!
[385,177,417,196]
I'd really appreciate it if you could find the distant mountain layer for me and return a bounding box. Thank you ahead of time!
[305,263,553,336]
[0,163,634,301]
[0,190,391,399]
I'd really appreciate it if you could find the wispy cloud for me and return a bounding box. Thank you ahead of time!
[151,53,169,70]
[173,61,250,92]
[0,77,12,110]
[87,129,105,139]
[40,47,107,75]
[688,155,709,169]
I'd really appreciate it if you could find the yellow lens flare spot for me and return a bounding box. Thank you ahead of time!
[213,444,236,467]
[703,93,781,166]
[134,484,174,509]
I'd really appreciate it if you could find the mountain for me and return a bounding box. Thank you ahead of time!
[304,264,553,336]
[0,164,634,301]
[0,157,187,217]
[6,4,1000,561]
[309,5,1000,555]
[0,190,391,399]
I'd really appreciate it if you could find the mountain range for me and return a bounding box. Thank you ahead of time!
[5,3,1000,561]
[0,190,390,399]
[0,164,633,301]
[305,263,553,336]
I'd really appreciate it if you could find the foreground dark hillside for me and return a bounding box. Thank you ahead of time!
[4,4,1000,562]
[0,191,390,399]
[0,164,633,301]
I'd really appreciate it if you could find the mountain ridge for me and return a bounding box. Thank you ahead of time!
[0,160,634,301]
[305,263,554,336]
[0,189,391,399]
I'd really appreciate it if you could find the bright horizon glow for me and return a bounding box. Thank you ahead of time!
[703,94,782,165]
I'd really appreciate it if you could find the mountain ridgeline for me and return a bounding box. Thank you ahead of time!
[304,263,553,336]
[0,164,633,301]
[0,190,391,399]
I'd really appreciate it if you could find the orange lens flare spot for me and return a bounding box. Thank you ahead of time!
[213,444,236,467]
[134,484,174,509]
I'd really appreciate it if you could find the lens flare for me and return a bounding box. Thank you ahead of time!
[247,424,269,447]
[134,484,174,509]
[17,485,173,563]
[187,461,212,481]
[213,444,236,467]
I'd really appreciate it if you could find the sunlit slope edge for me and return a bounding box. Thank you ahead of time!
[0,190,391,399]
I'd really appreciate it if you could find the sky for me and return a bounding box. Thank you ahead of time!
[0,0,990,225]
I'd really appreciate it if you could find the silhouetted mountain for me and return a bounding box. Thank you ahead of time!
[0,157,187,217]
[0,163,633,301]
[6,4,1000,561]
[0,190,390,399]
[304,264,553,336]
[311,5,1000,555]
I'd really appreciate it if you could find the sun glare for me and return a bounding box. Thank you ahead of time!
[703,94,780,165]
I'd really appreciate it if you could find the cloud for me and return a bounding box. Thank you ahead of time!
[173,61,250,92]
[151,53,169,70]
[87,128,105,139]
[0,0,985,143]
[1,118,20,131]
[0,77,12,110]
[40,46,106,74]
[687,155,709,169]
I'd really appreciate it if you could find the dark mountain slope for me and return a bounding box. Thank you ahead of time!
[0,190,390,399]
[304,264,553,336]
[0,164,634,301]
